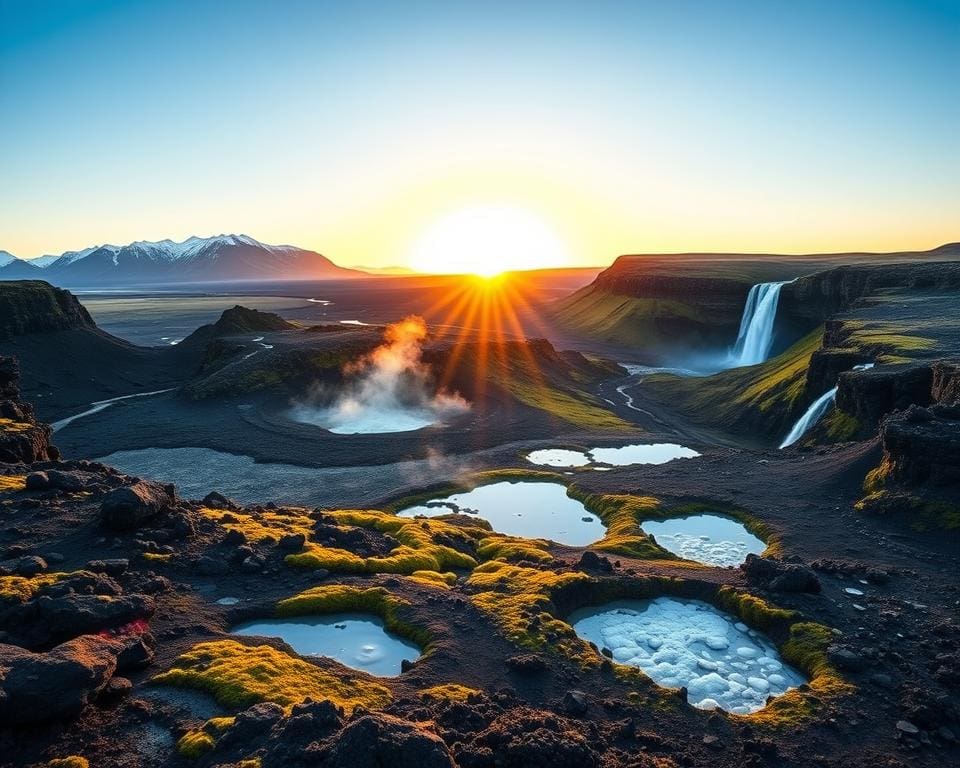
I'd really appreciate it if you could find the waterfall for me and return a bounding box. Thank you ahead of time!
[779,363,874,449]
[729,281,788,367]
[779,387,838,448]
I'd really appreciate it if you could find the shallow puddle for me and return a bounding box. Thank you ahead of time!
[640,514,765,566]
[525,443,699,469]
[588,443,700,466]
[231,614,420,677]
[570,598,805,713]
[525,448,591,467]
[397,480,604,546]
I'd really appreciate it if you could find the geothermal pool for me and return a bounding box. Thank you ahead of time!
[570,598,805,713]
[232,614,420,677]
[290,403,437,434]
[639,514,765,566]
[525,443,700,469]
[397,480,604,546]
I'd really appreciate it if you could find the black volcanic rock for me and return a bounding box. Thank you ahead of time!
[0,281,94,340]
[780,260,960,328]
[742,554,821,593]
[876,404,960,487]
[0,355,57,463]
[0,635,120,725]
[324,713,457,768]
[214,305,296,334]
[100,480,177,530]
[834,363,934,435]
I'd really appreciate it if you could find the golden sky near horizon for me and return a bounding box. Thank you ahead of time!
[3,2,957,273]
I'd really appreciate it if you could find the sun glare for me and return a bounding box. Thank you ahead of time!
[409,205,571,276]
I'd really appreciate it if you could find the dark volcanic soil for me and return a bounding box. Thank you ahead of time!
[2,383,958,768]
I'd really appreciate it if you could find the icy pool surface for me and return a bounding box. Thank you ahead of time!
[526,448,591,467]
[397,480,604,546]
[232,614,420,677]
[589,443,700,466]
[290,403,436,434]
[525,443,699,469]
[570,598,806,713]
[640,514,765,566]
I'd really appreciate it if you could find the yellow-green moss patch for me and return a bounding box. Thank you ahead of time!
[177,717,235,759]
[0,418,33,433]
[199,506,314,543]
[286,509,479,575]
[153,640,391,713]
[466,560,591,661]
[0,572,69,604]
[0,474,27,492]
[420,683,481,703]
[409,570,458,588]
[44,758,89,768]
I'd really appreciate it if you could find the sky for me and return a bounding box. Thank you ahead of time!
[1,0,958,270]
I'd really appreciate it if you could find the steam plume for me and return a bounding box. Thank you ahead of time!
[292,316,469,434]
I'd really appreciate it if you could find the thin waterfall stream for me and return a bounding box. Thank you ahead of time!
[779,364,874,448]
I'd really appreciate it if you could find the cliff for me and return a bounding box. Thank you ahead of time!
[0,281,95,340]
[779,261,960,328]
[550,256,807,354]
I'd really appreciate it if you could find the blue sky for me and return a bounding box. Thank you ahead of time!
[1,0,958,266]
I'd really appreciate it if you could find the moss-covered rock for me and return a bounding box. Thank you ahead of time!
[153,640,392,713]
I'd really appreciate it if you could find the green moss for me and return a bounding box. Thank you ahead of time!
[551,285,714,348]
[277,584,430,649]
[575,492,671,559]
[153,640,392,713]
[750,622,852,727]
[420,684,481,702]
[286,509,479,575]
[715,586,798,630]
[476,534,554,563]
[496,375,630,430]
[857,488,960,531]
[820,408,862,442]
[177,728,217,758]
[409,570,458,587]
[0,571,70,605]
[200,505,314,543]
[466,560,591,660]
[176,716,236,759]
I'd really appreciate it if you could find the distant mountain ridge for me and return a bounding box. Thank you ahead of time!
[0,234,365,285]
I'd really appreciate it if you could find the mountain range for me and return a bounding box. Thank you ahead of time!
[0,234,364,285]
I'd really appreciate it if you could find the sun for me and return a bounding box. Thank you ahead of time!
[409,205,571,276]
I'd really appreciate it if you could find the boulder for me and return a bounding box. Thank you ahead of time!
[742,554,821,593]
[14,555,47,577]
[0,635,119,724]
[35,593,155,639]
[278,533,306,551]
[562,690,588,716]
[100,480,176,530]
[326,713,456,768]
[197,555,230,576]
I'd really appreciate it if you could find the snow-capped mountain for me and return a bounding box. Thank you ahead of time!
[0,235,364,285]
[0,251,18,267]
